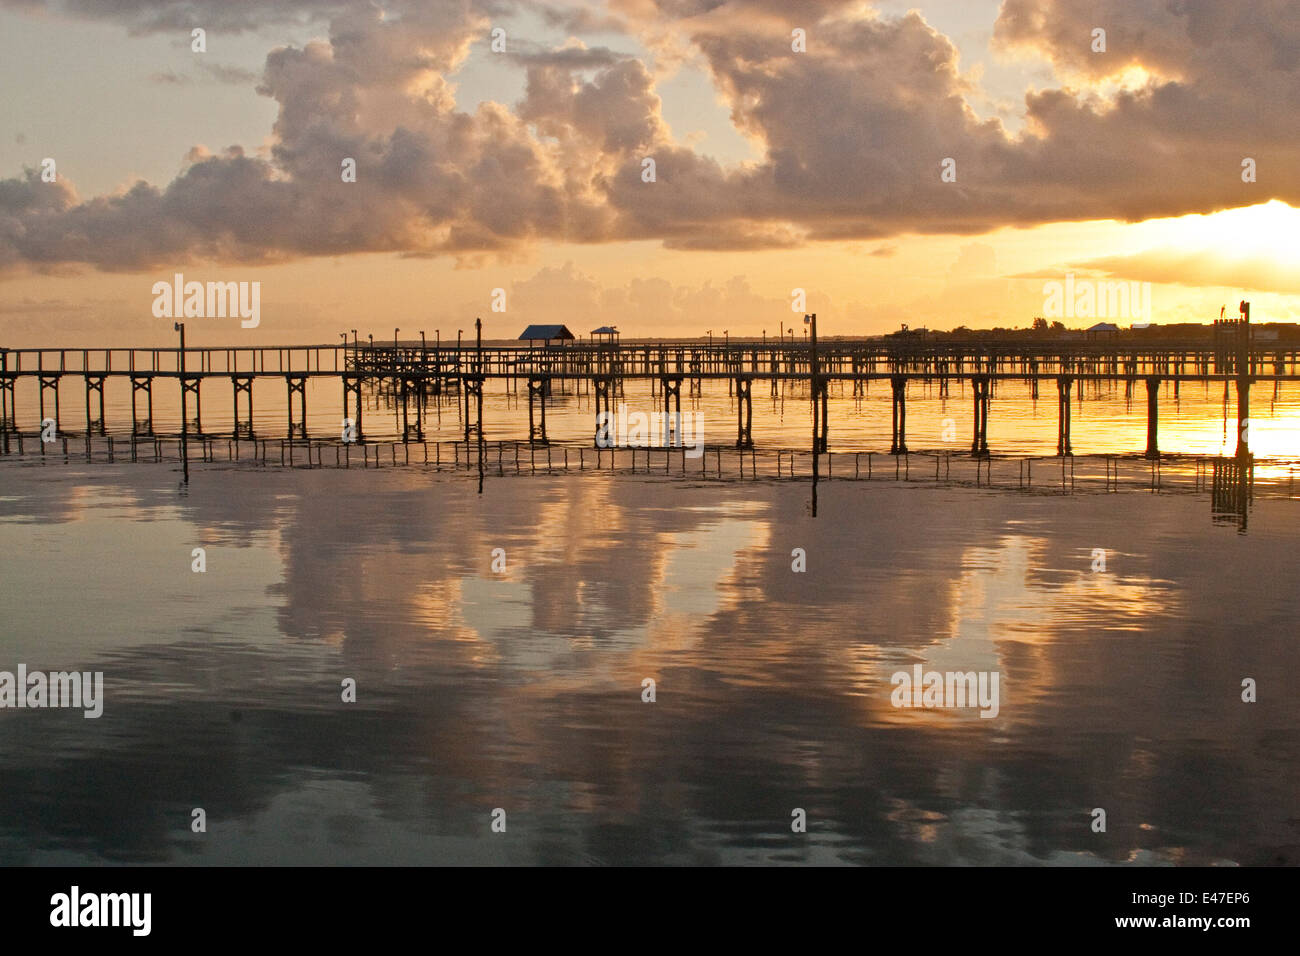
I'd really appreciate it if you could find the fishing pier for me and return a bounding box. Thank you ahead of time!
[1,305,1293,467]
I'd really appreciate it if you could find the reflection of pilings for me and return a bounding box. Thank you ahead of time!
[9,440,1292,508]
[1056,375,1073,456]
[1211,454,1253,531]
[1144,376,1159,460]
[889,374,908,454]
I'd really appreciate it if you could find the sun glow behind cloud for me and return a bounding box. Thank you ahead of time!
[1151,201,1300,265]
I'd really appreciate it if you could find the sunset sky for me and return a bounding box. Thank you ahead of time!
[2,0,1298,346]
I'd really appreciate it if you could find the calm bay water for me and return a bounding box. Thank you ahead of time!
[0,464,1297,865]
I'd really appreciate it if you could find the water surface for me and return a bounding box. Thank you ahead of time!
[0,465,1297,865]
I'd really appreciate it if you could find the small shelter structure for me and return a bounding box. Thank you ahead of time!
[518,324,575,347]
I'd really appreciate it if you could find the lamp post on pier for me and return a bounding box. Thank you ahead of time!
[175,321,188,485]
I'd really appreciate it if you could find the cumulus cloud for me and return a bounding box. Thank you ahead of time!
[1,0,1298,272]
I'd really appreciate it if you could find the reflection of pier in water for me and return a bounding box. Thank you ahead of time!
[1211,455,1255,532]
[0,433,1282,529]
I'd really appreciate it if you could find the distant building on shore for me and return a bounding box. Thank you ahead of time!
[886,323,931,341]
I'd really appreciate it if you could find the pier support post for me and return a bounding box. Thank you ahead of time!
[286,374,307,439]
[84,375,106,436]
[131,376,154,436]
[1056,376,1073,456]
[1236,375,1250,460]
[970,375,990,457]
[593,375,612,447]
[890,374,908,454]
[528,375,549,445]
[343,374,363,442]
[401,376,424,441]
[735,375,753,449]
[463,373,484,443]
[232,375,254,439]
[181,374,202,435]
[0,364,13,454]
[1144,376,1160,459]
[660,375,682,417]
[1236,300,1251,460]
[811,376,828,454]
[38,374,61,435]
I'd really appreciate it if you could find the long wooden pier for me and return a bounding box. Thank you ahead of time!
[2,307,1294,460]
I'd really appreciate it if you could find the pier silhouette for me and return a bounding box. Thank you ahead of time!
[0,304,1288,467]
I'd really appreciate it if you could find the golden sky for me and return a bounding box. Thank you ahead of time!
[2,0,1298,345]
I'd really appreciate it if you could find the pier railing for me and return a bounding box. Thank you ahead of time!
[2,339,1298,380]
